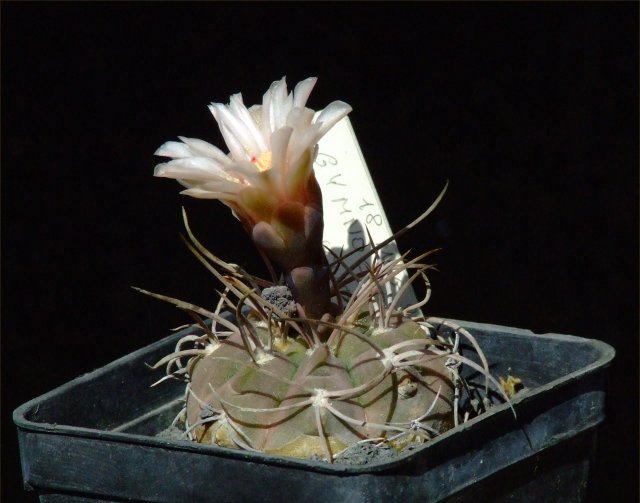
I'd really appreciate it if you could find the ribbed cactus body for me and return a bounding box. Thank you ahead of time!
[150,79,478,462]
[186,318,454,459]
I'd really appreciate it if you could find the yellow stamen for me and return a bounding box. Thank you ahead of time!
[250,151,272,172]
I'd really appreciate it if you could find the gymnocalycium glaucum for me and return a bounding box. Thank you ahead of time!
[145,77,505,462]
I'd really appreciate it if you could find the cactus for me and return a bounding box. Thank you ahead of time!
[146,77,504,462]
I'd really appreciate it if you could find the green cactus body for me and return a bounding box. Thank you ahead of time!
[185,316,455,459]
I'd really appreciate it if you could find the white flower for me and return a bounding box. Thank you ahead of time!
[154,77,351,227]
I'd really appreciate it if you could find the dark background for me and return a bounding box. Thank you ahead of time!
[2,3,637,501]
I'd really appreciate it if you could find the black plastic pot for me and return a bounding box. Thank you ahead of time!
[14,319,614,503]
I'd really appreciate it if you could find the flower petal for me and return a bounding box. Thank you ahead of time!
[229,94,268,152]
[263,77,293,133]
[154,141,193,158]
[286,111,321,165]
[180,187,238,200]
[177,136,230,163]
[270,126,293,172]
[315,100,353,139]
[286,107,315,130]
[154,157,238,183]
[285,148,314,202]
[292,77,317,109]
[209,104,257,159]
[226,160,261,177]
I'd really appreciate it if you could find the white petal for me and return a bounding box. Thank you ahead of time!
[195,180,241,193]
[209,104,259,158]
[288,122,322,166]
[177,137,229,163]
[265,77,292,132]
[270,126,293,172]
[210,110,249,161]
[260,87,273,139]
[179,176,243,197]
[180,187,237,200]
[285,147,314,199]
[249,104,263,128]
[286,107,315,130]
[292,77,317,109]
[154,141,192,158]
[261,78,281,133]
[226,160,261,176]
[229,94,268,152]
[285,108,316,165]
[154,157,238,183]
[280,94,294,128]
[315,100,352,139]
[177,178,231,191]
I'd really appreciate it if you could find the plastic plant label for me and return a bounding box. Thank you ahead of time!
[314,116,419,309]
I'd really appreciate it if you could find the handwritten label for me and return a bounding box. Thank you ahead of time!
[314,116,418,309]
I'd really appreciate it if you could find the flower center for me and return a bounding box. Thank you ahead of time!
[250,151,272,172]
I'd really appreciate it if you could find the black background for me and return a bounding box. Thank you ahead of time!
[2,3,637,502]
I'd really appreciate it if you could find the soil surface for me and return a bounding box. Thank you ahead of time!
[156,425,420,465]
[332,442,399,465]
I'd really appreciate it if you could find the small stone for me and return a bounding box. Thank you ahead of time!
[200,405,217,420]
[398,380,418,399]
[499,375,524,398]
[156,425,185,441]
[262,285,296,314]
[334,442,397,466]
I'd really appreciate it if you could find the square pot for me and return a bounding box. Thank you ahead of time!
[14,319,614,502]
